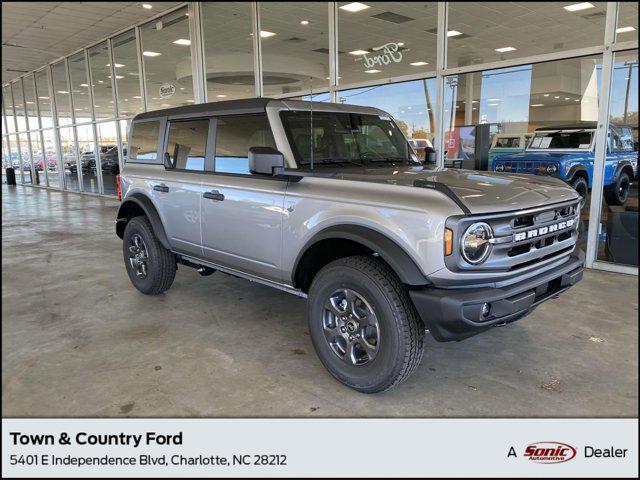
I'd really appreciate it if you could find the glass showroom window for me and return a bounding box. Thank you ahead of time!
[338,2,437,87]
[596,49,638,267]
[97,121,120,196]
[140,7,194,111]
[112,30,143,117]
[35,69,54,129]
[51,61,73,127]
[22,74,39,131]
[42,129,61,189]
[29,131,45,185]
[88,42,116,120]
[76,124,99,193]
[339,79,437,156]
[616,2,638,43]
[12,80,27,133]
[68,52,92,123]
[446,2,607,69]
[260,2,330,97]
[201,2,255,100]
[17,133,32,184]
[58,127,79,191]
[3,84,16,133]
[2,137,9,175]
[8,134,19,177]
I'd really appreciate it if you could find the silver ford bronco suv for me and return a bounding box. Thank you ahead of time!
[116,98,584,393]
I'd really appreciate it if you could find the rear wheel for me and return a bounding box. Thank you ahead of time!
[307,256,425,393]
[604,171,630,206]
[123,216,176,295]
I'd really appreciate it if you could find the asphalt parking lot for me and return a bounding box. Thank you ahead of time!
[2,184,638,417]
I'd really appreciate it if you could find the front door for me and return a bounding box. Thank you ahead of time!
[200,114,286,282]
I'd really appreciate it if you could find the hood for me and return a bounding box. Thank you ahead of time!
[331,165,579,215]
[494,151,584,162]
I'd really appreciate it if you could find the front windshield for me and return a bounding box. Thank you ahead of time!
[528,130,593,150]
[280,111,417,167]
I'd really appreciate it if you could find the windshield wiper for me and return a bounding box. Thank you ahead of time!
[307,157,364,167]
[369,156,410,163]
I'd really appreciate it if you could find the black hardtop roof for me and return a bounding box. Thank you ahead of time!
[535,122,634,131]
[132,97,276,121]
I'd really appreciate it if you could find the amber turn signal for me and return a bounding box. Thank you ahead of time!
[444,228,453,256]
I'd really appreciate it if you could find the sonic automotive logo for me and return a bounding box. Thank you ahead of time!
[524,441,577,464]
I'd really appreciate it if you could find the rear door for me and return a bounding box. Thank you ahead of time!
[153,117,214,257]
[200,114,287,282]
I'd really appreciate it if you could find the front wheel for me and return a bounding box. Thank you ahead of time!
[307,256,425,393]
[123,216,176,295]
[604,171,631,206]
[570,176,589,207]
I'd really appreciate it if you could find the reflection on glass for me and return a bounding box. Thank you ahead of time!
[3,84,16,133]
[52,61,72,126]
[18,133,32,183]
[202,2,255,100]
[616,3,638,42]
[59,127,78,191]
[35,69,54,129]
[447,2,607,69]
[12,81,27,132]
[339,79,437,158]
[8,134,21,181]
[597,50,638,267]
[68,52,92,123]
[97,122,120,196]
[260,2,329,97]
[30,132,45,185]
[140,7,194,111]
[42,129,61,189]
[338,2,437,86]
[112,31,143,117]
[76,124,98,193]
[22,74,39,131]
[88,42,115,119]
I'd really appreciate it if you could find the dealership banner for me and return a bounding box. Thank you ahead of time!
[2,418,637,477]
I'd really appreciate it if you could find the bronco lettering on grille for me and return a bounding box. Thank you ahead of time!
[514,219,575,242]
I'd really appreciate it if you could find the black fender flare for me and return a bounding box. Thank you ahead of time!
[565,164,589,184]
[612,160,634,183]
[292,224,429,287]
[116,193,171,250]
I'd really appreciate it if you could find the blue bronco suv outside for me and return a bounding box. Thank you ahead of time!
[492,122,638,206]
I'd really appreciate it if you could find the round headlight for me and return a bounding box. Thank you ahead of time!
[546,164,558,174]
[495,163,505,172]
[461,222,493,264]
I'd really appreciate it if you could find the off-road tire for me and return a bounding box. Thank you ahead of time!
[123,216,176,295]
[604,171,631,206]
[570,176,589,207]
[307,255,425,393]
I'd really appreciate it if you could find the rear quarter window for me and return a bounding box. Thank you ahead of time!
[129,120,160,163]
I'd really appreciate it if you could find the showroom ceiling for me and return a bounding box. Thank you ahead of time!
[1,2,181,83]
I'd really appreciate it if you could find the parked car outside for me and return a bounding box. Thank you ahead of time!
[488,133,532,165]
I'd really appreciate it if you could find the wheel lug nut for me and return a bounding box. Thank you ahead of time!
[356,334,360,338]
[341,327,346,333]
[349,335,353,341]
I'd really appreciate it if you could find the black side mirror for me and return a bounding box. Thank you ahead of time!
[249,146,285,175]
[163,152,173,169]
[424,146,437,164]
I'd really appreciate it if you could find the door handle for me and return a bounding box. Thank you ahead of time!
[153,184,169,193]
[203,190,225,201]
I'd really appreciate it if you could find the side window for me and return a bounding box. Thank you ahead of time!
[129,121,159,162]
[165,119,209,171]
[214,115,276,174]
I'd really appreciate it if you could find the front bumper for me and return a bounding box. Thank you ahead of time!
[409,250,584,342]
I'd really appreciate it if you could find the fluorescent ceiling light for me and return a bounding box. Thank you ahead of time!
[38,96,49,99]
[133,96,142,99]
[186,99,195,103]
[487,98,501,102]
[79,83,89,87]
[563,2,594,12]
[349,49,369,55]
[397,42,405,46]
[447,30,463,37]
[410,61,429,66]
[260,30,276,38]
[616,26,636,34]
[142,4,152,9]
[173,38,191,46]
[495,46,516,53]
[574,99,580,102]
[216,94,227,98]
[543,94,550,97]
[487,102,499,106]
[161,103,171,107]
[564,97,570,100]
[143,51,161,57]
[531,104,544,107]
[57,90,69,94]
[106,63,125,68]
[300,20,309,25]
[340,2,370,13]
[365,69,381,73]
[554,95,560,99]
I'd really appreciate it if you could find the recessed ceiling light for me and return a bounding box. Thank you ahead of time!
[143,51,161,57]
[531,104,544,107]
[365,69,381,73]
[563,2,594,12]
[554,95,560,99]
[339,2,370,13]
[472,107,477,110]
[38,96,49,99]
[397,42,405,46]
[161,103,171,107]
[487,98,501,102]
[260,30,276,38]
[544,94,550,97]
[79,83,89,87]
[487,102,499,106]
[216,94,227,98]
[447,30,463,37]
[564,97,570,100]
[616,26,636,34]
[173,39,191,46]
[495,46,516,53]
[133,96,142,99]
[142,4,152,9]
[574,99,580,102]
[349,49,369,55]
[410,61,429,66]
[106,63,125,68]
[300,20,309,25]
[186,99,195,103]
[57,90,69,94]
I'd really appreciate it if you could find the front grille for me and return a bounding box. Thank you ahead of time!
[446,199,581,273]
[500,161,556,174]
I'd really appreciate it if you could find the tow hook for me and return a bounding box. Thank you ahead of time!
[197,267,216,276]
